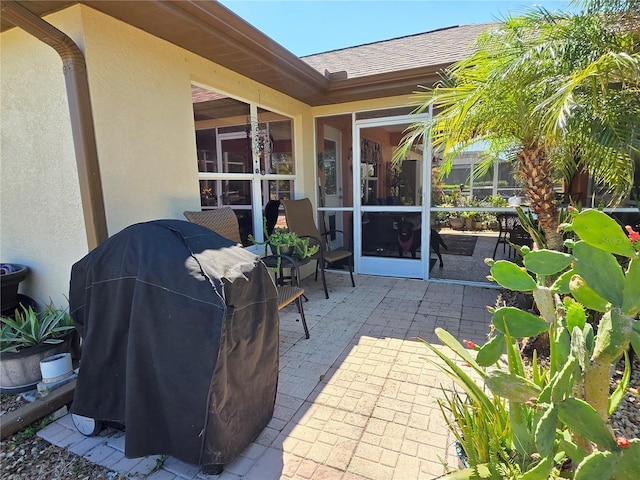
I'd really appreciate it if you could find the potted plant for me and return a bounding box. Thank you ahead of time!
[0,300,76,393]
[459,196,481,230]
[449,215,465,230]
[436,384,516,476]
[249,219,319,259]
[460,211,477,230]
[266,228,304,257]
[484,195,509,230]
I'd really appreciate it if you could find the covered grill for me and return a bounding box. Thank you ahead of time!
[69,219,279,471]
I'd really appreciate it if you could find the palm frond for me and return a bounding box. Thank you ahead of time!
[398,0,640,219]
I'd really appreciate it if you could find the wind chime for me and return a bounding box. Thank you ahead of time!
[247,117,273,174]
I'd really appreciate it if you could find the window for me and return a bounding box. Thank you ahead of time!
[192,85,296,244]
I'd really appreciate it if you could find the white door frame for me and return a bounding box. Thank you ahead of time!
[321,125,344,246]
[353,112,432,279]
[216,131,253,210]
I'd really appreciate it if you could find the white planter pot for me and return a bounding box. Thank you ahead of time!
[40,352,73,383]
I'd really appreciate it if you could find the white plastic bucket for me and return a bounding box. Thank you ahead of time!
[39,353,73,383]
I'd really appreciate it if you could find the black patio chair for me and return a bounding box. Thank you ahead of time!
[492,213,519,259]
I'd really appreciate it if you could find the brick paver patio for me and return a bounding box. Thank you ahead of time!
[38,272,499,479]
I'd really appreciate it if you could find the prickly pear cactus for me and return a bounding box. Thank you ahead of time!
[475,208,640,479]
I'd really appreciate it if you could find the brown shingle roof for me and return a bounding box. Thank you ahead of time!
[301,23,495,79]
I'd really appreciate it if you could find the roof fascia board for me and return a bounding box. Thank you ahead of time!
[307,64,449,105]
[154,1,330,91]
[328,63,450,92]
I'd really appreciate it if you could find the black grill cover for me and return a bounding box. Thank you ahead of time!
[69,220,279,467]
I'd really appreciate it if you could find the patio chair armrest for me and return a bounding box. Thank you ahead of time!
[261,254,303,286]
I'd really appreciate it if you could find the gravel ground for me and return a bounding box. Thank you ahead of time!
[609,353,640,439]
[0,394,130,480]
[1,355,637,479]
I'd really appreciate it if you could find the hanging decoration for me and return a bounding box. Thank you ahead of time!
[247,117,273,173]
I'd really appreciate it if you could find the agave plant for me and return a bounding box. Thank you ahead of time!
[0,301,74,353]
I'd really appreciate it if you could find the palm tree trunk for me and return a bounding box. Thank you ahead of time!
[517,143,563,251]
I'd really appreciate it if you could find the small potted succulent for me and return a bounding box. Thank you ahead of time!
[249,219,319,274]
[0,300,76,393]
[249,219,319,259]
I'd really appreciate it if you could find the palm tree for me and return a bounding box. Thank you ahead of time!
[397,0,640,251]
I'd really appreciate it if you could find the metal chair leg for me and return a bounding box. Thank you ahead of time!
[348,256,355,287]
[296,296,309,339]
[320,262,329,299]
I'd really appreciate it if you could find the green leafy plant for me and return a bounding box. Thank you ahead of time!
[514,205,576,251]
[0,301,74,353]
[485,195,509,208]
[433,362,519,476]
[457,196,482,225]
[249,218,319,259]
[476,195,509,229]
[4,416,53,446]
[430,208,640,479]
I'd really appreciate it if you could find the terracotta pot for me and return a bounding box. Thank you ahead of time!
[449,217,464,230]
[464,217,474,230]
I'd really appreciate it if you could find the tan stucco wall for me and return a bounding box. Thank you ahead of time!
[79,6,316,233]
[79,7,201,235]
[1,4,416,301]
[0,8,88,307]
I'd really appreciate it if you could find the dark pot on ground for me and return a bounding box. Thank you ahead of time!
[1,264,29,314]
